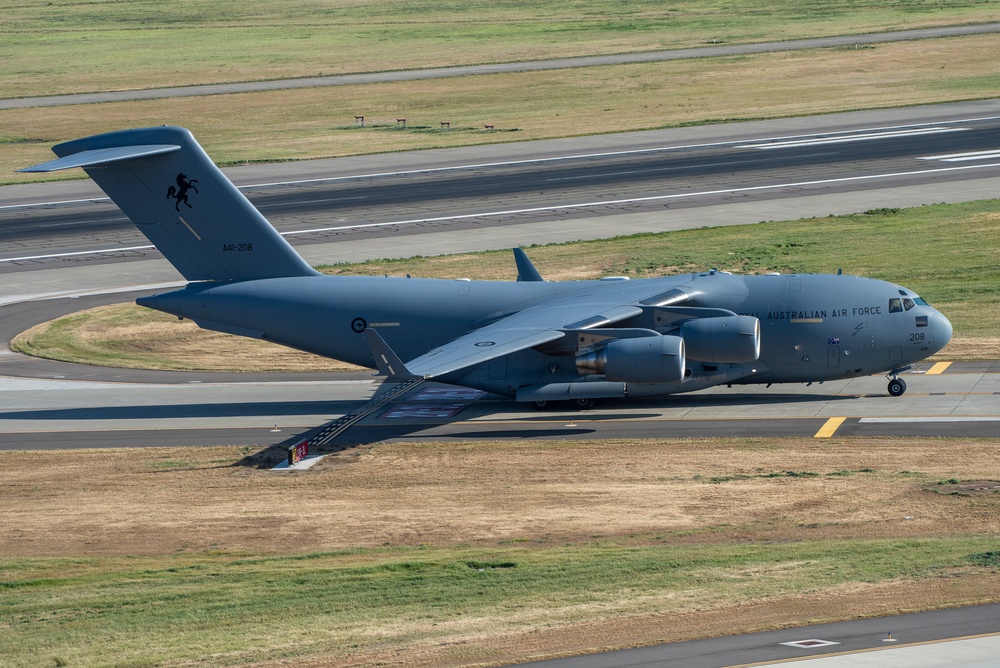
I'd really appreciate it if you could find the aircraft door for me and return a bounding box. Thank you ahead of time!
[828,345,840,369]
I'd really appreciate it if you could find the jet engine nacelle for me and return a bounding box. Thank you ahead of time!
[576,335,686,384]
[680,315,760,363]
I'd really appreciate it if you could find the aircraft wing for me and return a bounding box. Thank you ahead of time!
[403,300,645,379]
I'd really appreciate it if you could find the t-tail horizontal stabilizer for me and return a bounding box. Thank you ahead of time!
[365,329,420,381]
[22,126,318,283]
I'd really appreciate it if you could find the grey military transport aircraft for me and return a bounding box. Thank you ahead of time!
[25,126,952,407]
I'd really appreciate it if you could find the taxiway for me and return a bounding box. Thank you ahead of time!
[4,102,1000,450]
[3,103,1000,667]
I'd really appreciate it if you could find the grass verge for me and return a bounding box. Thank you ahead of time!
[6,1,1000,99]
[3,538,998,667]
[7,32,1000,184]
[10,303,359,372]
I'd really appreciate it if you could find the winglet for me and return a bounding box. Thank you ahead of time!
[365,329,420,380]
[514,248,544,282]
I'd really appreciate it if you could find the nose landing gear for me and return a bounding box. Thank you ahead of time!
[886,365,912,397]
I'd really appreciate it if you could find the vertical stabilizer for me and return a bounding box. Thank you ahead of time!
[23,126,318,282]
[514,247,544,282]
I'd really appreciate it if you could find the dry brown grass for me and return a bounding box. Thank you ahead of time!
[3,438,999,666]
[12,303,363,372]
[3,438,997,558]
[937,336,1000,361]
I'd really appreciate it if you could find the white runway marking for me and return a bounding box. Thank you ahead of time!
[919,149,1000,162]
[6,115,1000,264]
[6,116,999,211]
[739,127,966,149]
[6,159,1000,264]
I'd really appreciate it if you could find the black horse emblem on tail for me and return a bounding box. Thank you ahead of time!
[166,173,199,211]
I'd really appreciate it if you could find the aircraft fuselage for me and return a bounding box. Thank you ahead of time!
[140,268,951,400]
[26,126,951,403]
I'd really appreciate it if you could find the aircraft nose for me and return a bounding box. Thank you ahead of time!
[932,309,953,351]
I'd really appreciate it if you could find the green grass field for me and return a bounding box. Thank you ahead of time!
[6,1,1000,99]
[6,4,1000,185]
[2,536,996,667]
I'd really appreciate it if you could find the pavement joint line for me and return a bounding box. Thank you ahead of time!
[390,416,837,427]
[859,416,1000,423]
[814,417,846,438]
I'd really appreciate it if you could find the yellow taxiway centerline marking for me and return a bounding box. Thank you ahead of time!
[925,361,952,375]
[814,416,846,438]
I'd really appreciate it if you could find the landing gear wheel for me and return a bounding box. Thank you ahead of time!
[572,398,596,410]
[532,400,552,410]
[887,378,907,397]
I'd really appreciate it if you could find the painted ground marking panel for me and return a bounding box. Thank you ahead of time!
[780,639,841,649]
[380,403,468,419]
[410,388,486,401]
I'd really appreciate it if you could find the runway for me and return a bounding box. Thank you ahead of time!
[2,341,998,449]
[4,102,1000,449]
[7,100,1000,277]
[2,104,1000,667]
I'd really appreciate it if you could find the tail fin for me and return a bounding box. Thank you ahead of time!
[23,126,318,282]
[513,247,544,282]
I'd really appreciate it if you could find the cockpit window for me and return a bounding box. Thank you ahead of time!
[888,298,903,313]
[914,297,928,306]
[903,298,915,311]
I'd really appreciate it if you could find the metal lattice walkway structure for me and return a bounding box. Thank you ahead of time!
[308,378,424,448]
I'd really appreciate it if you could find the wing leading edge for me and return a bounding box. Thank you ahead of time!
[393,298,653,380]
